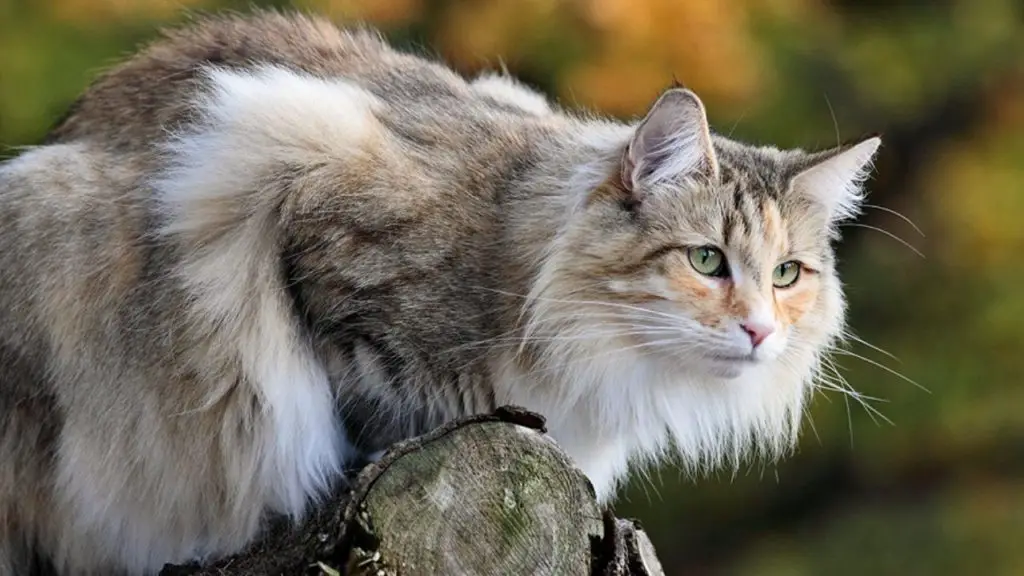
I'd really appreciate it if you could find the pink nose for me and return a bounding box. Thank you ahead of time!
[741,322,775,347]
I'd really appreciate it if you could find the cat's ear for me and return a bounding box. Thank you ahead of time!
[790,136,881,222]
[621,88,719,198]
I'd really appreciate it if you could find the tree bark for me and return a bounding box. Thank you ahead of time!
[161,407,664,575]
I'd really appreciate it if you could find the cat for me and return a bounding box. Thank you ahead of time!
[0,10,880,575]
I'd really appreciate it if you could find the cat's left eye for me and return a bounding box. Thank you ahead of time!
[688,246,728,278]
[773,261,801,288]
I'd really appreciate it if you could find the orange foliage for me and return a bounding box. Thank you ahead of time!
[433,0,766,115]
[435,0,562,68]
[301,0,424,26]
[306,0,830,116]
[568,0,762,115]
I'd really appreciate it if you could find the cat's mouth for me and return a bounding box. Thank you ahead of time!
[701,352,761,378]
[709,352,758,363]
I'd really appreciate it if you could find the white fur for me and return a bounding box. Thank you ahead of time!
[491,330,808,501]
[565,121,634,214]
[792,137,881,222]
[129,66,384,568]
[158,64,383,511]
[729,267,785,361]
[471,73,552,115]
[506,275,809,501]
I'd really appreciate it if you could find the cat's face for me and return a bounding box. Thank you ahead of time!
[534,89,879,385]
[568,157,845,381]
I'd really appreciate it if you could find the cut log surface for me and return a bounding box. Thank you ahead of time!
[162,407,664,575]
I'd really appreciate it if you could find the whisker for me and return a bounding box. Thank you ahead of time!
[798,352,895,428]
[816,378,893,427]
[820,356,896,426]
[438,311,674,355]
[727,106,750,138]
[803,405,822,446]
[862,203,925,237]
[816,380,890,405]
[511,337,703,380]
[843,393,854,445]
[840,330,902,364]
[446,327,684,353]
[478,286,688,323]
[815,377,891,407]
[841,222,925,259]
[831,349,930,393]
[823,92,841,149]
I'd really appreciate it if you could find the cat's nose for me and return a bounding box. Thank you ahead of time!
[741,321,775,348]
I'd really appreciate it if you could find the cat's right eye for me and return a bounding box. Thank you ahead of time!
[687,246,729,278]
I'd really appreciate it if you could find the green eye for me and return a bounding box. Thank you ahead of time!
[688,246,728,277]
[773,261,801,288]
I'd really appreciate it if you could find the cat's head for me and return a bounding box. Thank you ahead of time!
[525,88,879,465]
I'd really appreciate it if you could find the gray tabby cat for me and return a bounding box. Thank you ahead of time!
[0,11,880,575]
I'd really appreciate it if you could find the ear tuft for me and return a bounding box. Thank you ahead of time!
[621,88,719,200]
[790,136,881,223]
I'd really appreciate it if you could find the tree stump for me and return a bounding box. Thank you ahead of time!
[162,407,664,575]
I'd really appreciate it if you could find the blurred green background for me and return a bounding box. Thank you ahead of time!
[2,0,1022,574]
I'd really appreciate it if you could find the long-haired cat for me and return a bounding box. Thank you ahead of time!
[0,11,880,575]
